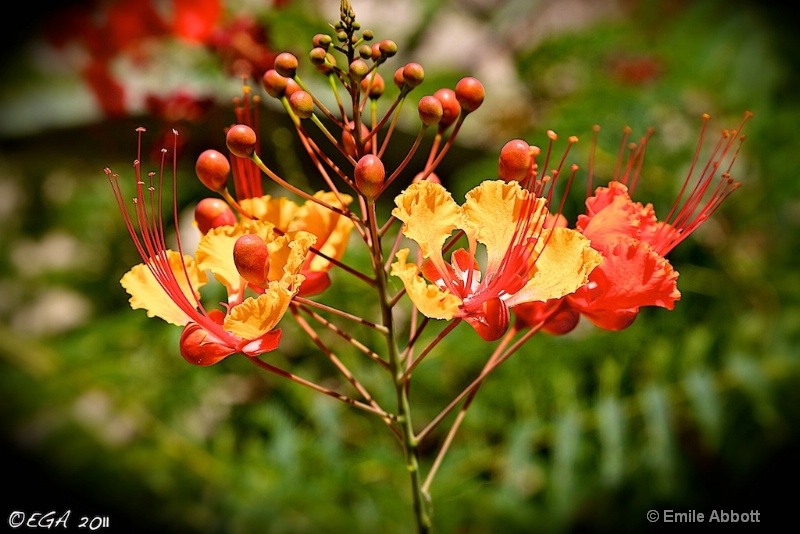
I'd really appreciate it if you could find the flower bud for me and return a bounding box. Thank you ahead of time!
[433,88,460,129]
[361,73,385,99]
[262,69,288,98]
[195,149,230,191]
[498,139,531,182]
[274,52,298,77]
[226,124,257,158]
[355,154,385,199]
[342,121,372,159]
[309,47,328,66]
[315,52,337,75]
[312,33,331,50]
[349,59,369,82]
[418,95,443,126]
[289,90,314,119]
[297,271,331,297]
[393,67,405,89]
[413,171,440,184]
[402,62,424,88]
[285,78,302,98]
[455,77,485,113]
[358,44,373,59]
[194,198,236,234]
[378,39,397,57]
[233,234,270,287]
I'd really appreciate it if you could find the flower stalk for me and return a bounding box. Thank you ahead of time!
[105,1,749,531]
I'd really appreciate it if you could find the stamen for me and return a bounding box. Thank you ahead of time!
[614,126,632,183]
[651,112,751,254]
[588,125,600,197]
[230,82,264,199]
[108,128,238,345]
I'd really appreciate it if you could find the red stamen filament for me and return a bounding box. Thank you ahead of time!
[106,128,237,345]
[651,112,752,254]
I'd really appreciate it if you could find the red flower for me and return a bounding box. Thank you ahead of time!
[515,112,752,333]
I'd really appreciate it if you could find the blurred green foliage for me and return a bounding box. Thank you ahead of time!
[2,0,799,532]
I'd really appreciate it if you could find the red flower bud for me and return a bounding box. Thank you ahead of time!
[233,234,270,287]
[433,88,461,130]
[312,33,332,50]
[289,90,314,119]
[195,149,230,192]
[413,171,441,184]
[498,139,532,182]
[455,77,485,113]
[393,67,405,89]
[262,69,288,98]
[297,271,331,297]
[274,52,298,77]
[361,73,385,99]
[342,121,371,159]
[402,62,424,88]
[285,78,302,97]
[226,124,257,158]
[378,39,397,57]
[315,52,337,75]
[418,95,443,126]
[194,198,236,234]
[355,154,385,199]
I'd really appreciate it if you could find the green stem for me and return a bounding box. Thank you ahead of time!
[367,199,432,533]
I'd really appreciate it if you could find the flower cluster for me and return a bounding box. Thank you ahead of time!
[105,1,749,531]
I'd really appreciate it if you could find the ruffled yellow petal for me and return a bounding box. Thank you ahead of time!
[240,195,299,229]
[223,280,296,339]
[120,250,208,326]
[293,191,354,272]
[390,248,462,320]
[463,180,546,273]
[392,181,463,265]
[243,192,354,274]
[505,227,603,306]
[266,230,317,288]
[196,219,275,295]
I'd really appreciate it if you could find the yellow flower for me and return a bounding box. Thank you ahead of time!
[391,180,602,341]
[108,138,316,365]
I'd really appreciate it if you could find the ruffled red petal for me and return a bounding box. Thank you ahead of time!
[567,236,681,330]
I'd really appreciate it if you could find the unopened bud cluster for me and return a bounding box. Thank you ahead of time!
[190,1,486,214]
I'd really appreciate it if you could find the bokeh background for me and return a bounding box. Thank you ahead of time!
[1,0,798,532]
